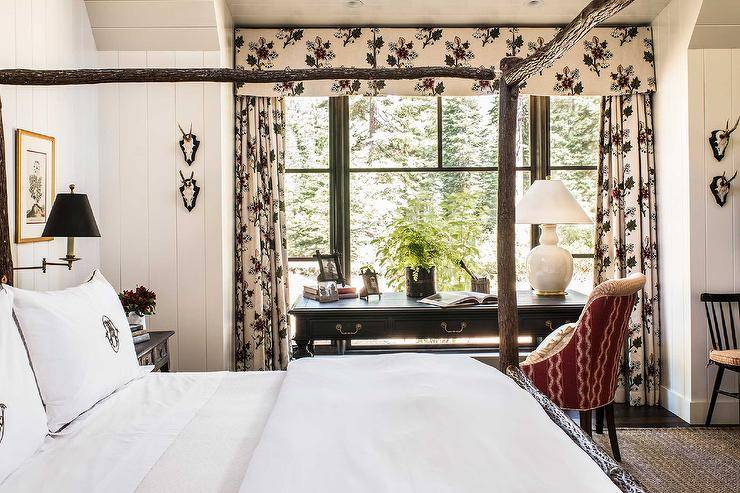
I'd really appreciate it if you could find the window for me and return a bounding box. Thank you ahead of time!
[285,97,330,292]
[285,95,600,299]
[548,96,600,294]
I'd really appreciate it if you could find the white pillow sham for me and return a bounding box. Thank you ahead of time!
[0,287,48,483]
[9,271,142,432]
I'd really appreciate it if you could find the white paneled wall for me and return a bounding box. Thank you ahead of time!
[0,0,100,291]
[652,0,703,424]
[687,48,740,424]
[97,50,233,371]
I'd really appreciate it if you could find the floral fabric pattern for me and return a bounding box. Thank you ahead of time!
[235,96,291,371]
[595,94,660,406]
[235,26,656,97]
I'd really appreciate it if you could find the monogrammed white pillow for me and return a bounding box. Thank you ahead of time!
[9,271,141,432]
[0,287,48,483]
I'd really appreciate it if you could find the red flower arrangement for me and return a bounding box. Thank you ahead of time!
[119,286,156,316]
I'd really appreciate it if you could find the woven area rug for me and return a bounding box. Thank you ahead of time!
[593,427,740,493]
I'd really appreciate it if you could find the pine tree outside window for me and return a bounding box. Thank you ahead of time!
[284,95,598,312]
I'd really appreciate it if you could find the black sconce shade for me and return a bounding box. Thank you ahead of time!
[41,189,100,238]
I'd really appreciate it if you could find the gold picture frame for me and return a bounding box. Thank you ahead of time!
[15,129,55,243]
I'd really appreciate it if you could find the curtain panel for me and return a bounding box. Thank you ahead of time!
[595,94,660,406]
[235,96,291,371]
[234,26,655,97]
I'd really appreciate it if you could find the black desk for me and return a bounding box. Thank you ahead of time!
[289,291,587,357]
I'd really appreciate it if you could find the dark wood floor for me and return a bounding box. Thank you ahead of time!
[567,403,688,428]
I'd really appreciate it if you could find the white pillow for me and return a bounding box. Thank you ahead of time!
[9,271,141,432]
[0,287,48,483]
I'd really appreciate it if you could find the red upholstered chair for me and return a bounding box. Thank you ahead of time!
[520,273,646,461]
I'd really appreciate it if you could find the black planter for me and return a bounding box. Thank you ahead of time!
[405,266,436,298]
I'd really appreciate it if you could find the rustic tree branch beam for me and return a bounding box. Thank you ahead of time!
[0,67,497,86]
[496,0,636,371]
[0,100,13,286]
[496,57,522,371]
[503,0,636,86]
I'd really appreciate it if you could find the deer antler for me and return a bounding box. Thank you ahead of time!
[189,122,193,135]
[726,115,740,136]
[726,170,738,183]
[178,123,186,136]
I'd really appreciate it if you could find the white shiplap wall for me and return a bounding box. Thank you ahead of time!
[0,0,101,291]
[98,50,234,371]
[687,48,740,424]
[652,0,702,423]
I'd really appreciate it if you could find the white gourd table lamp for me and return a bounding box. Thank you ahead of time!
[516,178,592,296]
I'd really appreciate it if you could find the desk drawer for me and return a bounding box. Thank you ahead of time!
[393,317,494,337]
[309,319,387,337]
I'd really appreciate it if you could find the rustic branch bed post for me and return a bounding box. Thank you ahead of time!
[0,0,636,371]
[496,56,522,371]
[0,100,12,285]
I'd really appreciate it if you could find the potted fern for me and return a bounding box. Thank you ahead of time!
[375,211,453,298]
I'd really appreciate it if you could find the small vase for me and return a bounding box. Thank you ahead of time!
[127,313,147,330]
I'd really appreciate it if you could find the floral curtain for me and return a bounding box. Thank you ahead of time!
[594,94,660,406]
[234,26,656,97]
[235,96,291,371]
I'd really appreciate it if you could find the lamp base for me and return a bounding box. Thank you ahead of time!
[527,224,574,296]
[533,289,568,297]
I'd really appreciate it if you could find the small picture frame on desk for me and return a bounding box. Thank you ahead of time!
[359,266,382,300]
[314,250,345,285]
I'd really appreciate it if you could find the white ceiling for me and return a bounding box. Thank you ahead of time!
[690,0,740,49]
[227,0,673,27]
[84,0,674,52]
[85,0,222,51]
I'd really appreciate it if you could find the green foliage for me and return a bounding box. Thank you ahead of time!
[373,192,482,291]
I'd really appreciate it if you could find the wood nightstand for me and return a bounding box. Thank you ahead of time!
[135,330,174,372]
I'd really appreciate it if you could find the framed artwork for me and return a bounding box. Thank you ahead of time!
[15,129,55,243]
[314,250,345,285]
[359,266,382,300]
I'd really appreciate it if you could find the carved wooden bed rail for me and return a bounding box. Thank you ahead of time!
[507,366,647,493]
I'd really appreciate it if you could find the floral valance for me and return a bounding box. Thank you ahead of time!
[234,26,655,97]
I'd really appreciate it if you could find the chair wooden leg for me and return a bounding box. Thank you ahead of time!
[705,366,725,426]
[579,410,592,437]
[595,406,604,434]
[605,403,621,462]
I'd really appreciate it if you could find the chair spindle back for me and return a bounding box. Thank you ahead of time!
[700,293,740,352]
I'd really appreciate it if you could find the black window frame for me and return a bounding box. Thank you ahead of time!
[285,95,597,282]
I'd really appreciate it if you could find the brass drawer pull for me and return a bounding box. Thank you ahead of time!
[545,320,554,331]
[441,321,466,334]
[336,323,361,335]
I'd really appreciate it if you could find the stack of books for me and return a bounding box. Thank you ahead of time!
[337,286,358,299]
[303,285,358,302]
[130,323,150,344]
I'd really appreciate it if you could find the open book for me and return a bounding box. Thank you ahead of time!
[418,291,498,308]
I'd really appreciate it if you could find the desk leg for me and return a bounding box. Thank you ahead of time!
[295,339,314,358]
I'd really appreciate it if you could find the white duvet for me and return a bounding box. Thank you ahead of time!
[3,354,620,493]
[1,371,284,493]
[240,354,619,493]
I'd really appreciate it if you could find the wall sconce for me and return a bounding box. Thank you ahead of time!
[15,184,100,273]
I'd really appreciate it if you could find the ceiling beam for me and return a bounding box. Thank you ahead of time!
[0,66,496,86]
[503,0,636,86]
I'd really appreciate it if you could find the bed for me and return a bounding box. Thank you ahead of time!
[1,353,642,493]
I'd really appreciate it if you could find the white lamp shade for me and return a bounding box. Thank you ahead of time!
[516,179,593,224]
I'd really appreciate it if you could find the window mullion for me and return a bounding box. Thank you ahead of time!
[437,96,443,168]
[328,96,351,282]
[529,95,550,248]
